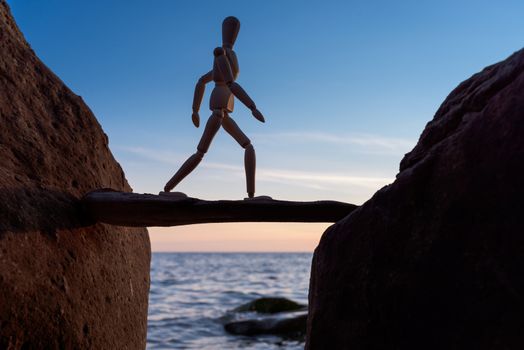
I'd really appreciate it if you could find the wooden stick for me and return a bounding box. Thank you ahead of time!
[82,190,358,227]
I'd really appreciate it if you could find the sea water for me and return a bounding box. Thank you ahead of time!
[147,252,312,349]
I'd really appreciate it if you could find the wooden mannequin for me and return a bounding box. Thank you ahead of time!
[163,16,265,198]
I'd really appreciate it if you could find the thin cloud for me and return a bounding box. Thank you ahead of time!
[253,131,415,154]
[116,146,244,171]
[259,168,392,189]
[117,146,393,190]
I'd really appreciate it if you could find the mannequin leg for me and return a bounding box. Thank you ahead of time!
[164,109,223,192]
[222,113,255,198]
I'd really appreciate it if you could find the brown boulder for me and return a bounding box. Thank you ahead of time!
[307,48,524,349]
[0,1,150,349]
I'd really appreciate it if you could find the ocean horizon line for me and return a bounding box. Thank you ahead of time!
[152,251,313,254]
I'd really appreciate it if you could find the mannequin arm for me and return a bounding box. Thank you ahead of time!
[228,82,265,122]
[192,70,213,113]
[191,70,213,127]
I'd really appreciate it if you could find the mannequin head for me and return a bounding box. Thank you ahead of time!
[222,16,240,48]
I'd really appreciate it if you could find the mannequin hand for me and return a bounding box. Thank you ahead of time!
[252,108,265,123]
[192,112,200,128]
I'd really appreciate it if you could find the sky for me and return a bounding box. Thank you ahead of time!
[9,0,524,251]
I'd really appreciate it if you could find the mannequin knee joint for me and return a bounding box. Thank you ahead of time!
[211,109,224,121]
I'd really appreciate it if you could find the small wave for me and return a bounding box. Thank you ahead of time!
[147,252,312,350]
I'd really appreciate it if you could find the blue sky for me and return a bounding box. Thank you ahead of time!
[10,0,524,251]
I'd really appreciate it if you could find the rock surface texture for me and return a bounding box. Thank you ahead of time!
[0,2,150,349]
[307,48,524,350]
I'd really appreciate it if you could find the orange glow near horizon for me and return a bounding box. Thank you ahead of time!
[148,223,332,252]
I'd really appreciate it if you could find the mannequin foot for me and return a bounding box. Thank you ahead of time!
[159,191,188,199]
[244,195,273,201]
[163,182,174,192]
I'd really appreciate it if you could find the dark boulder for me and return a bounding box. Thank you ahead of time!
[0,1,150,349]
[225,313,307,337]
[307,48,524,350]
[233,297,306,314]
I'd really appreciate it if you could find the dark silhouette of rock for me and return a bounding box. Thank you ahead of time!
[0,2,150,349]
[307,48,524,349]
[82,190,357,226]
[225,298,307,338]
[233,297,306,314]
[225,313,307,337]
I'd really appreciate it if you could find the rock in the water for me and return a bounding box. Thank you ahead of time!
[225,313,307,337]
[0,1,150,349]
[307,48,524,350]
[233,297,306,314]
